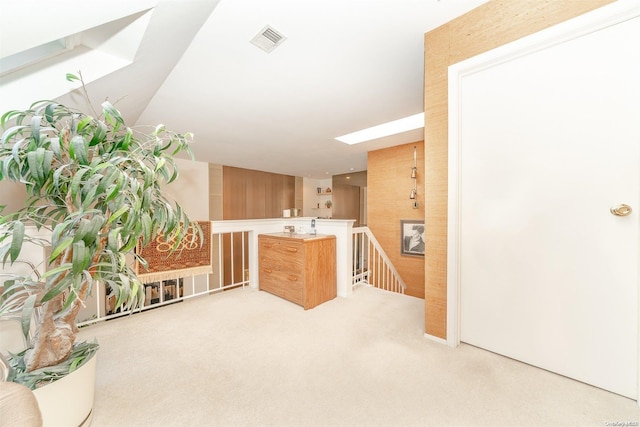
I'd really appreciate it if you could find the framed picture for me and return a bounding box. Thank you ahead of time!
[401,220,425,256]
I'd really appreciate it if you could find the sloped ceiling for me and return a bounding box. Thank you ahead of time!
[1,0,489,178]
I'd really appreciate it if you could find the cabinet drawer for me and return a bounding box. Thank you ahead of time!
[260,251,303,275]
[260,239,303,258]
[270,270,302,288]
[259,253,280,269]
[259,266,284,296]
[283,279,304,306]
[260,266,302,287]
[259,255,303,275]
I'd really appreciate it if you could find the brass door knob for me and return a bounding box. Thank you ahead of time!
[610,204,632,216]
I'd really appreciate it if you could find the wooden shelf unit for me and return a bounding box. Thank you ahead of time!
[314,188,332,217]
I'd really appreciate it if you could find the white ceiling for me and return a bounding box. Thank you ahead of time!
[1,0,489,179]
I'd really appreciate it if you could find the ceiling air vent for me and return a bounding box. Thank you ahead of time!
[250,25,287,53]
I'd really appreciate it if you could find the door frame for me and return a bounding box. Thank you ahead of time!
[446,0,640,400]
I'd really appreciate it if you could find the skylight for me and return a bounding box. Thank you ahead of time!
[335,113,425,145]
[0,7,153,113]
[0,39,69,76]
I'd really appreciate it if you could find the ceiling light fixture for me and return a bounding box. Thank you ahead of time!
[335,112,424,145]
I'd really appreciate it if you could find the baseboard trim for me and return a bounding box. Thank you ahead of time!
[423,333,448,346]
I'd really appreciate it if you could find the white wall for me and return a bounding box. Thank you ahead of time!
[164,158,210,293]
[165,158,209,221]
[302,177,332,217]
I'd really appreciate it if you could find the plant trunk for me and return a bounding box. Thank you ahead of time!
[24,281,88,372]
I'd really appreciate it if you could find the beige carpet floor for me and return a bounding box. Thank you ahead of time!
[78,285,640,427]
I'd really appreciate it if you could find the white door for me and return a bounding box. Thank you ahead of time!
[452,7,640,398]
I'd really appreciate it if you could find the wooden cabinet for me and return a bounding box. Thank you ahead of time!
[258,233,336,309]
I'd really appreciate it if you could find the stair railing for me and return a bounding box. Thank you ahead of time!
[351,226,406,294]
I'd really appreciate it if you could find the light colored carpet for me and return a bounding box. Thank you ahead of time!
[78,286,639,427]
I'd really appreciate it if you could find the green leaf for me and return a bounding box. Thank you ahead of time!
[27,150,44,184]
[153,124,166,135]
[73,218,90,243]
[42,149,54,181]
[40,271,72,302]
[82,216,104,247]
[113,274,130,308]
[59,284,78,314]
[121,127,132,150]
[4,156,22,182]
[69,167,89,202]
[88,120,107,147]
[76,116,93,132]
[119,233,139,253]
[21,294,37,339]
[101,101,124,127]
[44,103,59,124]
[11,137,25,164]
[167,163,179,184]
[50,136,61,157]
[30,115,42,144]
[70,135,89,164]
[41,263,72,280]
[107,205,129,226]
[81,184,99,211]
[51,219,74,246]
[140,213,152,244]
[71,240,88,275]
[49,236,74,262]
[104,173,123,203]
[107,228,121,252]
[52,164,67,188]
[95,165,116,196]
[1,125,29,147]
[9,221,24,263]
[65,73,80,82]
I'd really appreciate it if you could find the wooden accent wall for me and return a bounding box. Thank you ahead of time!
[423,0,615,339]
[209,164,223,220]
[0,181,27,215]
[368,142,425,298]
[332,183,361,225]
[222,166,296,220]
[221,166,296,284]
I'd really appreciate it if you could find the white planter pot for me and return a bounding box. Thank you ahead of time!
[33,353,97,427]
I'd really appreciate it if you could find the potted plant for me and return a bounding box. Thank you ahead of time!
[0,73,199,424]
